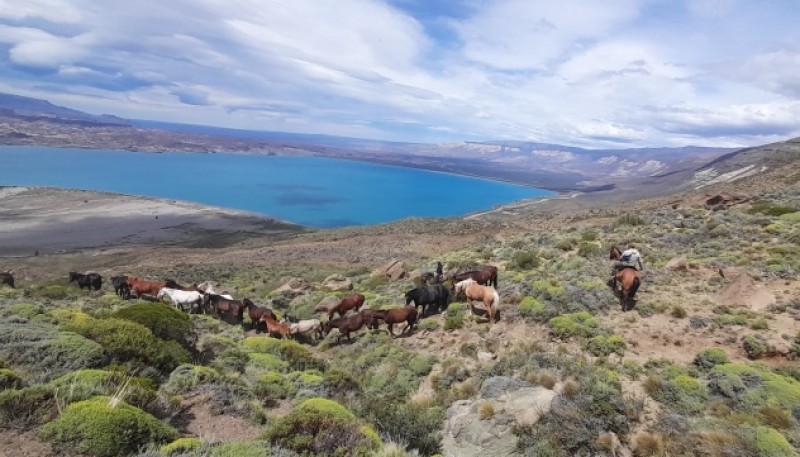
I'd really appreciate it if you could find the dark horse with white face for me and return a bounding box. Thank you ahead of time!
[69,271,102,291]
[405,284,451,316]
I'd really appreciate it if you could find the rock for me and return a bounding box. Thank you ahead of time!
[714,273,775,311]
[371,259,408,281]
[665,257,688,272]
[409,269,423,281]
[477,351,497,363]
[321,274,352,292]
[704,193,750,208]
[274,277,313,294]
[442,377,556,457]
[314,296,341,314]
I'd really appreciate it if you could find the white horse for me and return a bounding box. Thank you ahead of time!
[196,281,233,300]
[454,278,501,324]
[157,287,204,312]
[289,318,323,341]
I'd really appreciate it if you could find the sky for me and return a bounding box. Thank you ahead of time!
[0,0,798,148]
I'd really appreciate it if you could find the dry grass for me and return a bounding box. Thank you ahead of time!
[478,402,495,420]
[539,372,556,389]
[634,432,665,457]
[759,405,792,429]
[561,380,580,398]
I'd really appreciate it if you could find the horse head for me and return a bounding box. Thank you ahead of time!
[609,246,621,260]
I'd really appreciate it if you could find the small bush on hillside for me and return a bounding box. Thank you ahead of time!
[743,335,771,360]
[244,337,325,372]
[577,242,600,258]
[708,363,800,411]
[64,318,190,373]
[6,303,43,319]
[749,202,797,216]
[49,369,157,409]
[585,335,627,358]
[519,296,547,321]
[512,251,540,270]
[160,437,202,455]
[111,303,195,347]
[0,368,22,389]
[0,384,56,427]
[693,348,730,371]
[40,397,177,457]
[353,396,444,456]
[754,426,795,457]
[161,365,220,396]
[548,311,600,339]
[616,214,645,226]
[262,398,378,456]
[253,371,296,403]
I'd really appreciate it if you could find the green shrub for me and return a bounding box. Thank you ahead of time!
[580,231,598,242]
[244,337,325,372]
[743,335,770,360]
[749,202,797,216]
[693,348,730,371]
[513,251,540,270]
[616,214,645,226]
[161,437,201,455]
[585,335,626,358]
[247,353,289,373]
[262,398,378,455]
[444,315,463,331]
[577,242,600,258]
[709,363,800,410]
[161,365,220,396]
[111,303,195,346]
[355,397,444,456]
[49,369,157,409]
[40,285,68,300]
[7,303,43,319]
[519,296,547,321]
[754,426,795,457]
[323,368,360,393]
[670,305,687,318]
[254,371,296,402]
[648,374,707,415]
[0,384,56,427]
[40,397,177,457]
[548,311,599,339]
[207,441,274,457]
[0,368,22,389]
[64,318,190,372]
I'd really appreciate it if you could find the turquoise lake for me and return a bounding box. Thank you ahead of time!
[0,146,553,228]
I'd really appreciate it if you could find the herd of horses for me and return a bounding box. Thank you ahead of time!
[1,251,642,344]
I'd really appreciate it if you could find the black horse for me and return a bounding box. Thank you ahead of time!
[111,276,130,299]
[69,271,102,291]
[405,284,451,316]
[0,271,14,288]
[420,262,445,285]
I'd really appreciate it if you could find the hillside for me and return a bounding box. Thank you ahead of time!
[0,136,798,456]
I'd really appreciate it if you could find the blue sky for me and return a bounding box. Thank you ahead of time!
[0,0,798,147]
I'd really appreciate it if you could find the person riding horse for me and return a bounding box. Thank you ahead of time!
[610,243,643,291]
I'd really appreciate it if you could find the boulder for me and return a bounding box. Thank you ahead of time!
[704,193,750,208]
[442,376,556,457]
[321,274,353,292]
[665,257,688,272]
[273,277,313,295]
[371,259,408,281]
[314,296,341,314]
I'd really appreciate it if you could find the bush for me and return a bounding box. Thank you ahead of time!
[749,203,797,216]
[64,318,190,372]
[244,337,325,372]
[161,365,220,396]
[0,384,56,427]
[577,242,599,258]
[519,296,547,321]
[0,368,22,389]
[354,397,444,455]
[633,432,664,456]
[743,335,770,360]
[161,437,201,455]
[709,363,800,410]
[41,397,176,457]
[670,305,687,318]
[513,251,540,270]
[111,303,195,346]
[444,315,463,331]
[585,335,627,358]
[648,375,707,415]
[253,371,296,402]
[6,303,43,319]
[548,311,599,339]
[49,369,157,409]
[616,214,645,226]
[693,348,730,371]
[262,397,378,456]
[754,426,794,457]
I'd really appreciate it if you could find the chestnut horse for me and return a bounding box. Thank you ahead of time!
[243,298,277,333]
[322,310,371,343]
[259,314,292,339]
[126,277,165,298]
[450,265,498,288]
[609,246,641,311]
[363,305,418,336]
[327,293,366,319]
[454,278,500,324]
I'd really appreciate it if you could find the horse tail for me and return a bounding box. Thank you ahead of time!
[491,290,500,310]
[628,277,641,299]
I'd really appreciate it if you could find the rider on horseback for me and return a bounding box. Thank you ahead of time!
[610,243,643,291]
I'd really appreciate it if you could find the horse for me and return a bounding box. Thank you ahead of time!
[259,314,292,339]
[163,279,202,292]
[204,293,245,325]
[157,287,204,313]
[327,293,366,320]
[322,310,371,344]
[69,271,102,291]
[243,298,277,333]
[289,318,323,341]
[450,265,498,288]
[363,305,418,336]
[454,278,500,324]
[196,281,233,299]
[111,276,130,299]
[0,271,14,288]
[126,277,165,298]
[405,284,451,316]
[609,246,642,311]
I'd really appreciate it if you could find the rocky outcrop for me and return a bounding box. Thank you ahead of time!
[442,376,556,457]
[274,277,313,295]
[321,274,353,292]
[314,296,341,314]
[704,193,750,209]
[371,259,408,281]
[665,257,688,272]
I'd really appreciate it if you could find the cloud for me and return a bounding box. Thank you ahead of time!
[0,0,798,147]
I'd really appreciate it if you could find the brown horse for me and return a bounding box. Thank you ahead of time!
[322,310,371,343]
[450,265,498,288]
[609,246,642,311]
[454,278,500,324]
[260,314,292,339]
[126,277,165,298]
[204,293,245,325]
[327,293,366,320]
[243,298,277,333]
[363,305,418,336]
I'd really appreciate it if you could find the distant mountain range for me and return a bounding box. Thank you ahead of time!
[1,91,790,195]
